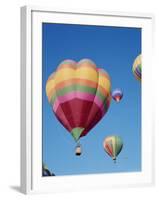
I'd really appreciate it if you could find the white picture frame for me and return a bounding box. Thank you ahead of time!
[21,5,154,194]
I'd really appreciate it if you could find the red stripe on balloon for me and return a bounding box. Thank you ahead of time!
[53,106,72,132]
[81,97,110,137]
[55,99,92,130]
[54,99,104,137]
[105,143,113,157]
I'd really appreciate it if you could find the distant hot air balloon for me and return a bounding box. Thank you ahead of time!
[42,164,55,176]
[112,89,123,102]
[103,135,123,163]
[132,54,141,81]
[46,59,112,155]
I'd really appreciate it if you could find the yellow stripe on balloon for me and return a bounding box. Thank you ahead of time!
[46,79,55,101]
[75,67,98,82]
[133,55,141,67]
[54,68,75,83]
[49,67,98,85]
[98,76,111,91]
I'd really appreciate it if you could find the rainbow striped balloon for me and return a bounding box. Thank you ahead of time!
[103,135,123,161]
[46,59,111,142]
[132,54,142,81]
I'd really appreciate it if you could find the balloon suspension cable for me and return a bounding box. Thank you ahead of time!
[77,141,81,146]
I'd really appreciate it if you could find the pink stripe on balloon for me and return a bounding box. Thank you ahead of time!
[53,91,105,114]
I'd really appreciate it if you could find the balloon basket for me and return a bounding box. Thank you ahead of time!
[75,144,82,156]
[113,159,116,164]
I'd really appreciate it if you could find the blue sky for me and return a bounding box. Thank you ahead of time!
[42,23,141,176]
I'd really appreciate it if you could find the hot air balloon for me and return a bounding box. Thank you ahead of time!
[112,89,123,102]
[132,54,141,81]
[46,59,112,155]
[42,164,55,176]
[103,135,123,163]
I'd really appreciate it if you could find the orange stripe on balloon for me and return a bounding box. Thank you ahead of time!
[54,79,97,90]
[105,143,113,157]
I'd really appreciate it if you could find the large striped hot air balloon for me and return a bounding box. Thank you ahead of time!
[132,54,141,81]
[46,59,111,155]
[103,135,123,162]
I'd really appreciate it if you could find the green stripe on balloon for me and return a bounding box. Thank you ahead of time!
[50,84,109,109]
[115,136,123,157]
[51,85,96,102]
[114,136,118,157]
[138,64,141,72]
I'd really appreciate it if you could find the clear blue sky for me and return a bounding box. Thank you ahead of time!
[42,23,141,176]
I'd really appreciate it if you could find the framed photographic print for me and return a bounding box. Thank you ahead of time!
[21,6,154,194]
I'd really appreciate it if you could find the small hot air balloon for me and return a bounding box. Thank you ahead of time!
[42,164,55,176]
[132,54,141,81]
[112,89,123,102]
[103,135,123,163]
[46,59,112,155]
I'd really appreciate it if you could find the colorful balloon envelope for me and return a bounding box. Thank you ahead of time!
[132,54,141,81]
[103,135,123,162]
[112,89,123,102]
[46,59,112,145]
